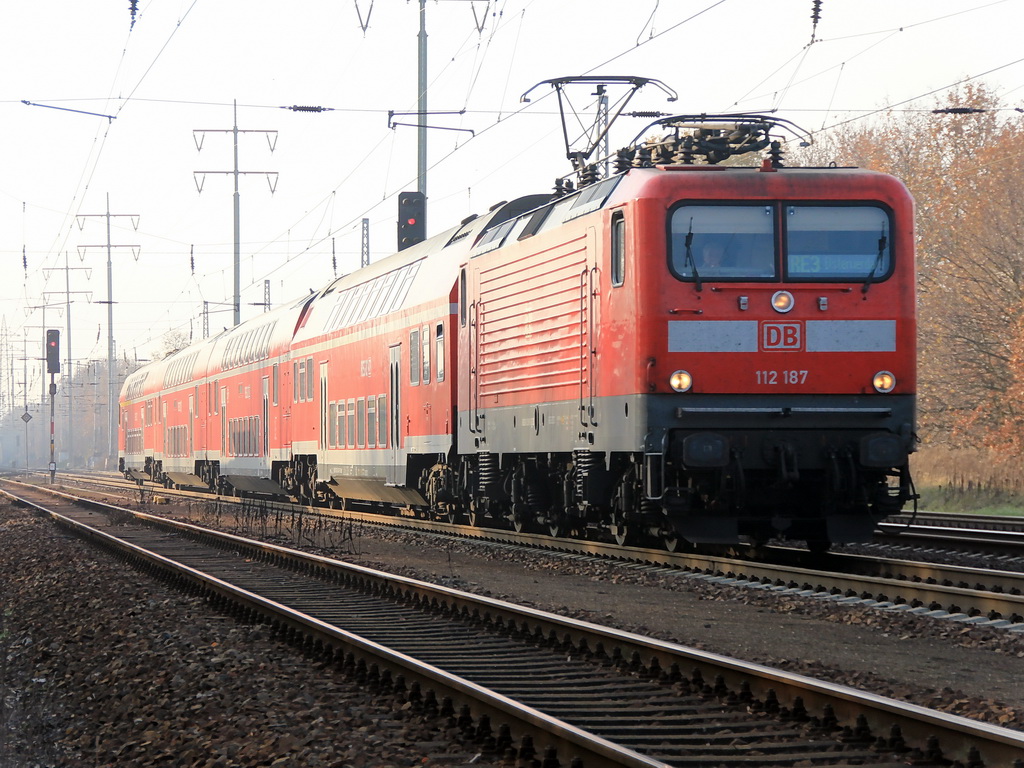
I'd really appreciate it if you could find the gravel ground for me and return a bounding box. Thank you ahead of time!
[0,503,499,768]
[3,491,1024,766]
[339,525,1024,725]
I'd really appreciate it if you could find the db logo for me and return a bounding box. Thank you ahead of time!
[762,322,802,350]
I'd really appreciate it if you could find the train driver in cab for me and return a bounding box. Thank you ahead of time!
[699,240,728,274]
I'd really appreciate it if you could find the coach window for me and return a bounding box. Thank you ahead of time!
[294,361,302,402]
[435,323,445,382]
[367,398,376,448]
[611,211,626,286]
[357,398,366,447]
[460,269,467,327]
[272,364,279,406]
[421,325,430,384]
[306,357,314,401]
[377,395,387,447]
[785,205,892,281]
[329,402,338,447]
[347,400,356,447]
[410,329,421,385]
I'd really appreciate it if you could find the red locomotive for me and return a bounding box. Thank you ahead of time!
[120,113,917,551]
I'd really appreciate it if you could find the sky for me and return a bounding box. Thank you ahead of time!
[2,0,1023,403]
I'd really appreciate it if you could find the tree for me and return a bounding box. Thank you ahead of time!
[795,84,1024,451]
[154,329,192,361]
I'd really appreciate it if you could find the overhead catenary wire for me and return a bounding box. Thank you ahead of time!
[8,0,1024,370]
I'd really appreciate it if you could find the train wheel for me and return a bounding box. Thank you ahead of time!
[611,525,632,547]
[548,521,565,538]
[662,533,680,552]
[512,516,526,534]
[468,510,481,527]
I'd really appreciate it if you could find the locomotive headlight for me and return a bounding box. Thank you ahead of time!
[670,370,693,392]
[771,290,794,313]
[873,371,896,393]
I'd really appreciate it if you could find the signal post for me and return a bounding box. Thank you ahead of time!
[46,329,60,482]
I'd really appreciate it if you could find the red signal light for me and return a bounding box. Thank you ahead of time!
[397,190,425,251]
[45,329,60,373]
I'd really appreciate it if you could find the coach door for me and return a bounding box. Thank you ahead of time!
[319,362,329,452]
[262,376,270,457]
[220,387,228,456]
[387,344,401,484]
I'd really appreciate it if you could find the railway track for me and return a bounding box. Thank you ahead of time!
[22,470,1024,633]
[877,512,1024,555]
[3,477,1023,767]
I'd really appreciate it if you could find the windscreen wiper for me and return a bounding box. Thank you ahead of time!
[861,227,888,294]
[684,219,702,292]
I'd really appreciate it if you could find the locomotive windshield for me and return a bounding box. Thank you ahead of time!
[785,205,890,280]
[670,205,776,280]
[669,203,893,283]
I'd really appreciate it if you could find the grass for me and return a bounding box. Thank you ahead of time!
[912,445,1024,515]
[914,485,1024,516]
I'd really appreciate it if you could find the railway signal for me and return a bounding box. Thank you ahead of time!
[397,191,426,251]
[45,329,60,374]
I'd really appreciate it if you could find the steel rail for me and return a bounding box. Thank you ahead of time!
[16,471,1024,629]
[1,481,668,768]
[4,478,1024,765]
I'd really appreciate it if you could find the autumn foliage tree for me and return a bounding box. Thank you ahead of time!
[795,84,1024,457]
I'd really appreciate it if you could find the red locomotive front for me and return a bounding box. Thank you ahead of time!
[625,164,916,545]
[457,116,917,549]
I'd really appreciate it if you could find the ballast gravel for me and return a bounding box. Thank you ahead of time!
[0,504,495,768]
[2,492,1023,766]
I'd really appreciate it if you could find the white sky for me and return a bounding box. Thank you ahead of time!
[2,0,1023,392]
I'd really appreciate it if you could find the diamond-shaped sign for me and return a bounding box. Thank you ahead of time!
[21,412,32,423]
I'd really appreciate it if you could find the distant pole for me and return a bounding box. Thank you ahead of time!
[76,194,140,467]
[65,251,72,466]
[48,371,56,482]
[42,251,89,467]
[417,0,428,212]
[23,335,28,467]
[233,100,241,326]
[193,99,278,327]
[361,218,370,268]
[598,85,610,178]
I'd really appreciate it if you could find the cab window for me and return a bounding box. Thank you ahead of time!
[669,205,776,281]
[611,212,625,287]
[785,205,891,280]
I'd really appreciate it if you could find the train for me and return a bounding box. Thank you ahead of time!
[119,113,917,552]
